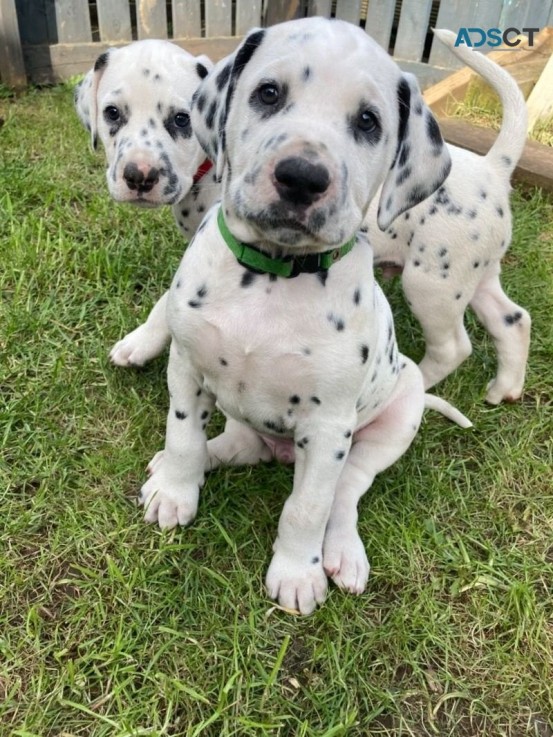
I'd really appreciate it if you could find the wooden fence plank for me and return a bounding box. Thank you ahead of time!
[136,0,168,39]
[365,0,397,50]
[518,0,553,28]
[0,0,27,88]
[97,0,132,42]
[172,0,202,38]
[55,0,92,43]
[307,0,332,17]
[236,0,262,35]
[205,0,232,37]
[22,36,242,84]
[393,0,433,61]
[430,0,503,69]
[16,0,57,45]
[334,0,361,24]
[264,0,303,25]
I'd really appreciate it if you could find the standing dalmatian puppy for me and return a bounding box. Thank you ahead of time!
[109,30,530,405]
[138,18,471,615]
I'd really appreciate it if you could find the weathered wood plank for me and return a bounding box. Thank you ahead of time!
[96,0,132,42]
[22,37,243,84]
[236,0,262,34]
[437,118,553,190]
[16,0,57,45]
[393,0,433,62]
[0,0,27,88]
[55,0,92,43]
[526,52,553,132]
[334,0,361,24]
[136,0,168,40]
[172,0,202,38]
[264,0,302,25]
[205,0,232,37]
[307,0,332,17]
[365,0,397,50]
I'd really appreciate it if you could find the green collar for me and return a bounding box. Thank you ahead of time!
[217,207,356,278]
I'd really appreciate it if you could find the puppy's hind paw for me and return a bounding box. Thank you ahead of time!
[323,529,370,595]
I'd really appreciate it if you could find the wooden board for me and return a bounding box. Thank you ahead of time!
[424,27,553,117]
[236,0,263,35]
[526,53,553,132]
[205,0,232,38]
[22,37,242,84]
[364,0,396,50]
[438,118,553,190]
[0,0,27,88]
[172,0,201,39]
[97,0,132,42]
[136,0,168,40]
[393,0,433,62]
[55,0,92,44]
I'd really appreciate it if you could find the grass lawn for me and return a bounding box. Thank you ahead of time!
[1,79,552,737]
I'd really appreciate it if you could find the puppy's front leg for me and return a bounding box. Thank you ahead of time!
[265,419,354,615]
[139,342,213,529]
[110,291,171,367]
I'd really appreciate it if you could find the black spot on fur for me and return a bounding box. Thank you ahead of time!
[219,357,228,366]
[311,556,320,564]
[496,205,504,217]
[240,270,256,287]
[317,270,328,287]
[216,62,232,90]
[94,52,109,71]
[360,344,369,364]
[504,311,523,325]
[175,410,187,420]
[335,450,345,460]
[196,62,209,79]
[353,288,361,305]
[310,396,321,405]
[289,395,300,405]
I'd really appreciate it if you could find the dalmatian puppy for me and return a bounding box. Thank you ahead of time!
[138,18,471,615]
[74,39,217,364]
[367,29,530,404]
[109,29,530,405]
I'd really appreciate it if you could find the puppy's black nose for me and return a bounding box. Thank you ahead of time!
[123,162,160,193]
[274,157,330,206]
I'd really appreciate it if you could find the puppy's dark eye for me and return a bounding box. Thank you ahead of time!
[258,83,280,106]
[174,112,190,128]
[104,105,120,122]
[357,109,379,133]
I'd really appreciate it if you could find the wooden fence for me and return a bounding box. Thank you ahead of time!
[1,0,553,90]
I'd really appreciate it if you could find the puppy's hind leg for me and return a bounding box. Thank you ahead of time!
[206,418,273,471]
[110,291,171,367]
[402,264,473,389]
[469,264,531,404]
[323,358,425,594]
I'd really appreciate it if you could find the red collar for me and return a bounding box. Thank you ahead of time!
[193,158,213,184]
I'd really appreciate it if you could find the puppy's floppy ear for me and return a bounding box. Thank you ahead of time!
[377,73,451,230]
[191,28,266,179]
[74,49,112,151]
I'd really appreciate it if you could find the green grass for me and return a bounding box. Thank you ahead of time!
[1,82,552,737]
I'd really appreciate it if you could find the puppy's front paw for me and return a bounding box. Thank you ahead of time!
[323,528,370,594]
[139,460,199,529]
[265,551,328,615]
[110,324,168,367]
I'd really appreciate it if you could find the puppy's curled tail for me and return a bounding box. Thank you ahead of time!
[432,28,527,177]
[424,394,473,429]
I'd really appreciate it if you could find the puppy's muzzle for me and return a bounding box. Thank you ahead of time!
[123,162,160,193]
[274,157,330,207]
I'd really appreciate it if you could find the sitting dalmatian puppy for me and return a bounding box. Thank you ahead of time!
[74,39,217,364]
[138,18,471,615]
[106,29,530,405]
